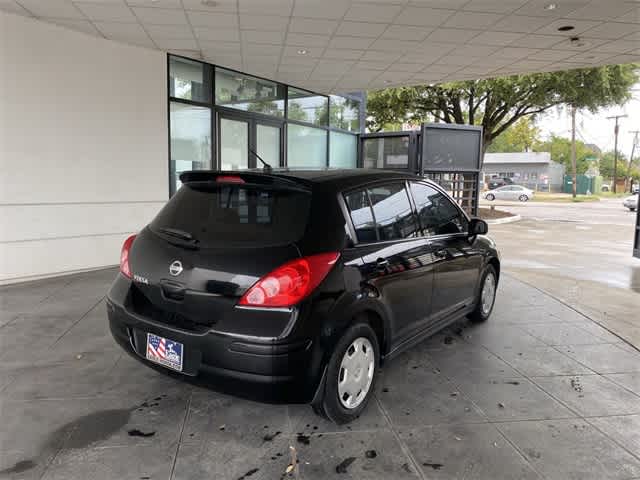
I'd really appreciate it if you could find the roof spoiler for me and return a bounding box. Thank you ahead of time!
[179,170,311,191]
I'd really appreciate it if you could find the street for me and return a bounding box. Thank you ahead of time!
[486,197,640,345]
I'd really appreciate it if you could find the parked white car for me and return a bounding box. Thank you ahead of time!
[485,185,534,202]
[623,193,638,211]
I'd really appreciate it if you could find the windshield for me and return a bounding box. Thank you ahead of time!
[150,183,311,247]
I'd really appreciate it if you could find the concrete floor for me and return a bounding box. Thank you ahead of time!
[3,268,640,479]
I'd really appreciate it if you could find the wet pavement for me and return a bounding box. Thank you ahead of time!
[2,268,640,479]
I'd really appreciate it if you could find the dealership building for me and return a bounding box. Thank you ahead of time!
[2,1,640,283]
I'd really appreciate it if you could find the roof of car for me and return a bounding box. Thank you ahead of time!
[181,168,424,191]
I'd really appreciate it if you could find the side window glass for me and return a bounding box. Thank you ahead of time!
[368,184,419,241]
[344,190,377,243]
[411,182,468,236]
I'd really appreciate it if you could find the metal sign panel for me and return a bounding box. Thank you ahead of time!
[421,123,483,173]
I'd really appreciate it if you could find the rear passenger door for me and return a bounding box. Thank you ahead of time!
[344,182,436,347]
[410,182,482,320]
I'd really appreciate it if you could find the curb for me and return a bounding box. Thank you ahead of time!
[485,214,521,225]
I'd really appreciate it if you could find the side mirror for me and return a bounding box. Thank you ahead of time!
[469,218,488,236]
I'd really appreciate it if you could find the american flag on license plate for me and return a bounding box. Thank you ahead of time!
[146,333,183,371]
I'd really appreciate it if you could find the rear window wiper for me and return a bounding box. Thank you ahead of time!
[156,227,200,249]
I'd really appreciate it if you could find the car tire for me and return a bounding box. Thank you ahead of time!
[468,265,498,323]
[316,322,380,424]
[519,194,529,202]
[486,194,495,201]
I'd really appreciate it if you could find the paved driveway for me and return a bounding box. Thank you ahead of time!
[2,269,640,479]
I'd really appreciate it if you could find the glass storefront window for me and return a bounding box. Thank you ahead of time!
[330,131,357,168]
[170,102,211,194]
[287,124,327,168]
[219,117,249,171]
[215,67,285,117]
[330,95,361,132]
[169,56,212,103]
[287,88,328,126]
[362,136,409,169]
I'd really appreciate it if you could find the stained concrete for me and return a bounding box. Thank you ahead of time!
[2,269,640,479]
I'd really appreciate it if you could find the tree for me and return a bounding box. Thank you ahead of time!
[600,150,629,179]
[487,117,540,153]
[533,135,597,175]
[366,64,638,153]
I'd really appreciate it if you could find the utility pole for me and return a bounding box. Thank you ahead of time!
[629,130,639,193]
[607,114,628,193]
[571,106,577,198]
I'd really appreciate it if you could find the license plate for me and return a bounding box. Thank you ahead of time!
[146,333,183,372]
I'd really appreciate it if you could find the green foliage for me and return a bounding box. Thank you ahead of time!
[486,117,540,153]
[533,135,598,174]
[366,64,638,151]
[600,150,630,179]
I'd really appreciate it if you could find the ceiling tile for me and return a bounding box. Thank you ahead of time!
[566,0,637,21]
[147,24,193,38]
[18,0,84,18]
[435,54,476,66]
[187,11,238,28]
[509,33,563,48]
[567,50,618,63]
[94,20,149,39]
[381,24,432,41]
[407,0,467,8]
[443,11,503,28]
[369,38,421,52]
[335,21,388,38]
[327,36,375,49]
[127,0,182,8]
[43,18,102,35]
[607,53,640,64]
[199,40,240,53]
[282,45,323,58]
[549,36,610,50]
[154,37,198,50]
[421,63,460,74]
[534,18,601,36]
[459,44,501,56]
[526,48,577,61]
[182,0,237,12]
[406,42,456,58]
[243,43,282,55]
[239,0,292,16]
[242,29,285,44]
[0,0,32,16]
[324,49,366,60]
[75,2,136,22]
[194,26,240,42]
[514,0,590,18]
[394,7,455,27]
[592,39,638,54]
[345,3,403,23]
[292,0,350,19]
[491,46,541,58]
[354,60,392,70]
[614,9,640,24]
[490,14,552,33]
[462,0,528,14]
[581,21,640,40]
[288,17,337,36]
[239,14,289,31]
[286,33,330,47]
[132,7,188,25]
[471,30,524,45]
[425,28,483,44]
[360,49,402,62]
[388,62,424,72]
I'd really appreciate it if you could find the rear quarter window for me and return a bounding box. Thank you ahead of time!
[150,183,311,247]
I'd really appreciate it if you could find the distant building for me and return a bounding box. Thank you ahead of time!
[482,152,566,192]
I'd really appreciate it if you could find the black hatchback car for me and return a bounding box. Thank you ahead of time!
[107,169,500,423]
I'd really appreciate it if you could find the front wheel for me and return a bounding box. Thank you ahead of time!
[315,323,379,424]
[486,194,495,201]
[468,265,497,323]
[519,194,529,202]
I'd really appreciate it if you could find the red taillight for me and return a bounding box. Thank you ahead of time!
[216,175,245,184]
[120,234,137,278]
[238,252,340,308]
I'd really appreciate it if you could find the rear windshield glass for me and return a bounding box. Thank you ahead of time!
[150,183,311,247]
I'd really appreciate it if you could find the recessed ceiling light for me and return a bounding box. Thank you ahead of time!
[201,0,218,6]
[558,25,575,31]
[544,3,557,10]
[297,49,308,55]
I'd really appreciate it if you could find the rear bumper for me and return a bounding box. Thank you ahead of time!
[106,277,323,403]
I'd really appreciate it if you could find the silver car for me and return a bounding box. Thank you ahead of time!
[485,185,534,202]
[623,193,638,211]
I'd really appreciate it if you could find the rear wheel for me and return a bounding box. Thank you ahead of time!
[519,194,529,202]
[486,193,495,201]
[316,323,379,424]
[468,265,497,323]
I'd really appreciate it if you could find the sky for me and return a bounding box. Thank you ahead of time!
[537,83,640,159]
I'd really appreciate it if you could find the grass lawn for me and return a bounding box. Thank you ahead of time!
[531,193,600,203]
